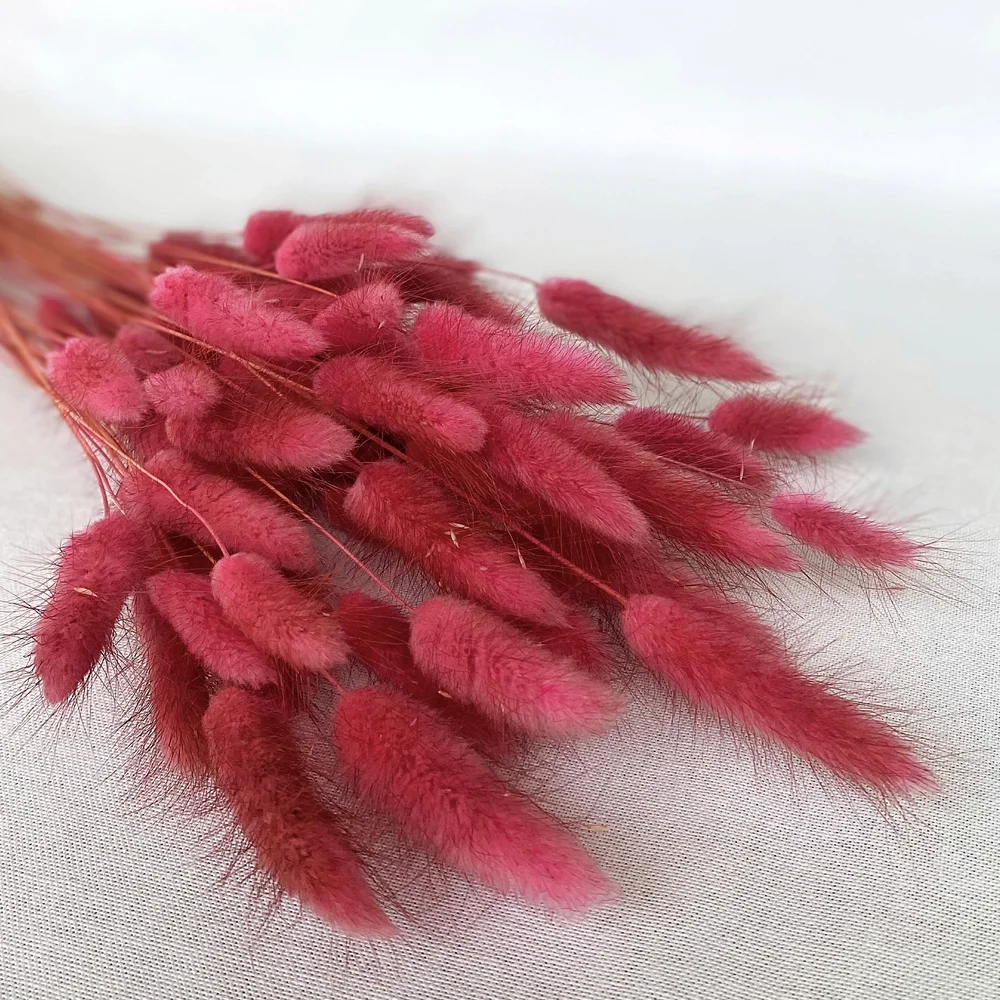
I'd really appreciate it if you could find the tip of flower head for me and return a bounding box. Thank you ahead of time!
[621,591,933,795]
[202,685,395,936]
[144,362,221,419]
[33,513,144,703]
[334,683,616,916]
[410,596,622,740]
[243,209,306,261]
[705,346,775,383]
[615,407,777,492]
[770,493,920,569]
[165,388,356,473]
[709,395,865,455]
[412,301,634,406]
[148,264,196,320]
[421,396,489,452]
[485,408,654,548]
[303,869,398,937]
[314,354,488,454]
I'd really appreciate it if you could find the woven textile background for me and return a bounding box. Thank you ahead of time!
[2,33,999,995]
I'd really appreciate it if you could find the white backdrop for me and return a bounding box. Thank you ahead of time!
[1,4,999,998]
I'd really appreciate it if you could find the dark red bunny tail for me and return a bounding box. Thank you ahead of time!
[622,592,934,795]
[537,278,773,381]
[210,554,348,673]
[33,513,145,703]
[203,687,395,937]
[410,597,621,740]
[770,493,920,569]
[709,395,865,455]
[335,686,615,910]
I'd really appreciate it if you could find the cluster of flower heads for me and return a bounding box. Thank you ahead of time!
[19,202,933,937]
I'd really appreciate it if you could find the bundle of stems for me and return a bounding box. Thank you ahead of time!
[0,190,933,936]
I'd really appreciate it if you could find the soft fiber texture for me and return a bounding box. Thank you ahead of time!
[202,687,394,937]
[31,512,145,702]
[314,354,487,453]
[118,449,319,573]
[150,265,328,360]
[145,569,279,688]
[47,339,147,423]
[537,278,774,381]
[409,596,621,739]
[412,301,632,405]
[210,553,349,672]
[334,686,615,910]
[343,460,571,627]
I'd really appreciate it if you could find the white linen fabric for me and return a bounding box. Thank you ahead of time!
[1,5,998,993]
